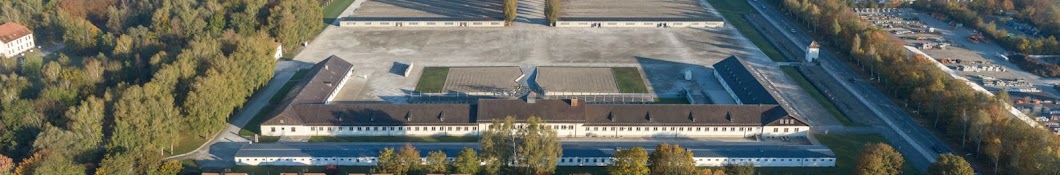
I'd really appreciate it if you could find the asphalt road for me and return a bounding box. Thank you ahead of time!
[746,0,952,171]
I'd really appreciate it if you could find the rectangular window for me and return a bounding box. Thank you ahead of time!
[292,127,296,132]
[774,128,778,132]
[784,128,789,132]
[271,127,276,132]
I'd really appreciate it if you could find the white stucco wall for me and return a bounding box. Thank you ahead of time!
[1,34,34,58]
[555,21,723,28]
[264,123,809,138]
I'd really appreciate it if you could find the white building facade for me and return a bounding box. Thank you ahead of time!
[0,22,35,58]
[234,143,835,167]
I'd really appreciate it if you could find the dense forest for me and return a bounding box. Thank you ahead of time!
[0,0,323,174]
[911,0,1060,55]
[773,0,1060,174]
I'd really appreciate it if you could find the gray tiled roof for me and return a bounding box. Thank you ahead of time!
[262,56,803,127]
[713,56,778,105]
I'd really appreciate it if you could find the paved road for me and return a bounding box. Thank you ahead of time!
[166,62,303,167]
[747,0,952,171]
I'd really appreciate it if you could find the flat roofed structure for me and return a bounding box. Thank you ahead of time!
[713,56,778,105]
[555,0,724,28]
[234,142,835,167]
[340,0,505,27]
[535,67,620,94]
[442,67,523,95]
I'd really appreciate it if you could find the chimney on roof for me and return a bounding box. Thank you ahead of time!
[571,99,581,106]
[608,112,614,122]
[527,92,538,104]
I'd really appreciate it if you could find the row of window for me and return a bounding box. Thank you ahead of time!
[565,22,706,25]
[271,126,479,133]
[586,126,755,132]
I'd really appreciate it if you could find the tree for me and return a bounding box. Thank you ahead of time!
[700,168,726,175]
[0,154,12,174]
[480,117,515,174]
[928,153,974,175]
[517,116,562,175]
[724,163,755,175]
[426,150,448,174]
[544,0,560,25]
[648,143,697,175]
[453,147,480,175]
[396,144,422,175]
[156,160,182,175]
[376,148,397,174]
[503,0,517,25]
[268,0,322,52]
[608,147,650,175]
[853,143,904,175]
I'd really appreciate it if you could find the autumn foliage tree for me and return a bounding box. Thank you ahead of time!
[608,147,650,175]
[852,143,904,175]
[648,143,697,175]
[928,153,974,175]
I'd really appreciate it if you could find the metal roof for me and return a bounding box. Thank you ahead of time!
[235,142,834,158]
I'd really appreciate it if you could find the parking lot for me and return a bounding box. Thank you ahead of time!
[856,8,1060,98]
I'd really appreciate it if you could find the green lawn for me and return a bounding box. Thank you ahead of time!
[414,67,450,93]
[240,69,310,136]
[706,0,785,62]
[309,136,478,142]
[612,67,649,93]
[322,0,356,25]
[171,134,209,156]
[814,134,921,175]
[779,66,861,126]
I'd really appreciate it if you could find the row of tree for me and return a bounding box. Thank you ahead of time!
[607,144,754,175]
[0,0,327,174]
[911,0,1060,55]
[1007,54,1060,78]
[774,0,1060,174]
[545,0,560,25]
[853,143,974,175]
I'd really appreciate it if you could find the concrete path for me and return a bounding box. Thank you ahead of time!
[167,61,303,168]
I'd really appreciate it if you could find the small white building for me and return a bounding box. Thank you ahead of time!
[0,22,35,58]
[806,41,820,62]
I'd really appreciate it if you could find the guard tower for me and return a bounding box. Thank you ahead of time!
[805,41,820,63]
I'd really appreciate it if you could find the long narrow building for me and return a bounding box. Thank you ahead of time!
[260,56,810,138]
